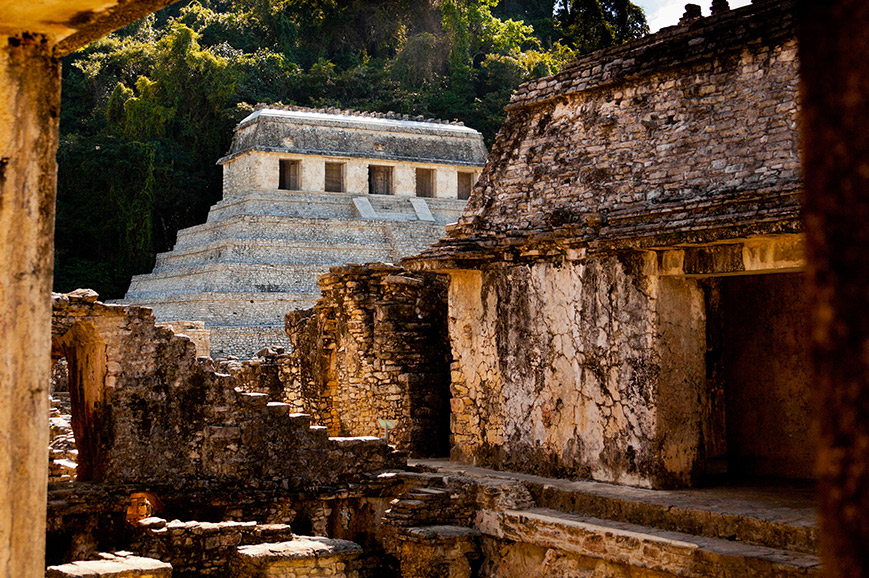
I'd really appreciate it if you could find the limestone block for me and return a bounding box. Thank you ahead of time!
[391,525,481,578]
[46,554,172,578]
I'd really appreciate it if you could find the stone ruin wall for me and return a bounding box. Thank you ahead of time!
[409,0,803,489]
[225,264,453,458]
[155,320,211,357]
[50,289,403,488]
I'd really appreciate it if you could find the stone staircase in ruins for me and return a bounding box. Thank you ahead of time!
[384,461,821,578]
[117,189,465,358]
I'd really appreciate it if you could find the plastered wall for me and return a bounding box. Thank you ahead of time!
[446,254,706,488]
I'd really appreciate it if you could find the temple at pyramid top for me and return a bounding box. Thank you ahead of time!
[219,107,488,198]
[117,108,487,358]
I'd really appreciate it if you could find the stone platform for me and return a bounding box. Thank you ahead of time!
[230,537,362,577]
[117,190,465,358]
[46,553,172,577]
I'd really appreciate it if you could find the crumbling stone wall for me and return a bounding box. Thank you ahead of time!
[45,478,401,570]
[406,1,804,488]
[131,518,296,577]
[51,289,403,488]
[278,264,453,457]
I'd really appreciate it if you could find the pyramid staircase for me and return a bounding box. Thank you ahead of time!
[117,189,465,358]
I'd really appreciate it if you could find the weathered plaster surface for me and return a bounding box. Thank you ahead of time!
[0,36,58,578]
[447,255,705,488]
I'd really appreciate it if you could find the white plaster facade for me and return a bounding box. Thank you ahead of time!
[220,109,486,199]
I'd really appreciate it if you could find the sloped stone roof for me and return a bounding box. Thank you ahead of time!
[406,0,802,270]
[219,107,488,167]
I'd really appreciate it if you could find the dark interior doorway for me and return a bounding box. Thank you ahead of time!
[704,272,814,480]
[369,165,393,195]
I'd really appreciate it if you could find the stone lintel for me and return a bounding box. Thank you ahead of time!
[217,146,487,169]
[655,235,805,277]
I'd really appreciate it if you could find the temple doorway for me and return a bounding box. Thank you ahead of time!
[703,272,814,480]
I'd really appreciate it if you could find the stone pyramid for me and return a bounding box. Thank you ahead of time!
[117,108,486,357]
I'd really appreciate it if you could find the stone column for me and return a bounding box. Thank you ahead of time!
[0,34,59,578]
[797,1,869,576]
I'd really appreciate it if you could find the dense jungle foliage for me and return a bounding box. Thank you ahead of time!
[55,0,648,298]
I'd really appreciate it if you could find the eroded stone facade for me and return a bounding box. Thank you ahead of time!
[407,0,807,489]
[221,264,452,457]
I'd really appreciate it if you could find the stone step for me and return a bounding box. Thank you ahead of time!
[173,213,446,251]
[113,292,317,326]
[408,487,450,499]
[208,189,466,224]
[208,190,360,221]
[175,214,394,249]
[153,237,398,271]
[478,508,820,578]
[410,460,818,556]
[366,196,420,221]
[125,263,330,297]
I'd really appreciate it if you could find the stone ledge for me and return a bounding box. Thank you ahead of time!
[477,508,821,577]
[396,525,480,544]
[46,553,172,577]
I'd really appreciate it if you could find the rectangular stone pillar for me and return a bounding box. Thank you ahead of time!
[653,276,706,487]
[0,34,59,578]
